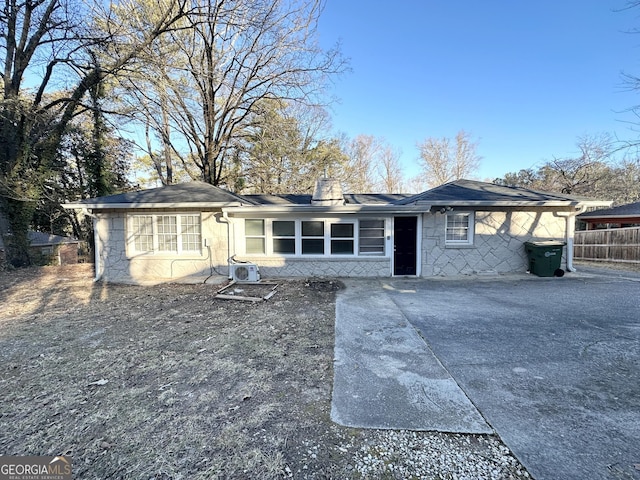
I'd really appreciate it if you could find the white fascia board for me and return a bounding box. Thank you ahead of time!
[575,200,614,209]
[62,202,246,210]
[582,213,640,219]
[413,200,611,208]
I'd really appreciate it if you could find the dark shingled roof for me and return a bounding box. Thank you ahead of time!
[65,179,608,211]
[344,193,415,205]
[67,182,254,207]
[244,193,416,205]
[578,201,640,218]
[28,231,80,246]
[396,179,596,205]
[243,194,313,205]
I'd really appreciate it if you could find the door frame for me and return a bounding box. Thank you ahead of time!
[392,215,422,276]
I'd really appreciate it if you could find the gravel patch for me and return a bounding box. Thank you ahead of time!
[335,430,530,480]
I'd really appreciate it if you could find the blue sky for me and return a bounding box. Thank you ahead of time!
[317,1,640,181]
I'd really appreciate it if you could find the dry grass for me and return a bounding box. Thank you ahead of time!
[0,266,338,478]
[574,260,640,273]
[0,265,528,479]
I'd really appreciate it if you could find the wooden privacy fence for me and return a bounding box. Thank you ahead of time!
[574,227,640,263]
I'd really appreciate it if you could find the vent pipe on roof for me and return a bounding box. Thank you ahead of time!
[311,178,345,206]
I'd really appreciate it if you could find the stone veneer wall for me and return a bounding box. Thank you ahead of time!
[422,209,568,276]
[240,256,391,278]
[95,210,229,284]
[95,208,572,282]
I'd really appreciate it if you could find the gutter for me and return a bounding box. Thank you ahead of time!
[579,214,640,221]
[62,201,247,210]
[78,208,103,282]
[411,200,609,208]
[556,205,589,273]
[219,211,233,280]
[221,199,610,216]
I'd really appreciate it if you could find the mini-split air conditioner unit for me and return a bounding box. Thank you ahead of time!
[230,263,260,282]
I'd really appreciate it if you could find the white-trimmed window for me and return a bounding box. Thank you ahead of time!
[272,221,295,254]
[245,219,266,254]
[242,218,388,257]
[132,215,154,252]
[445,212,474,245]
[157,215,178,251]
[302,221,324,255]
[330,223,354,254]
[129,214,201,254]
[359,219,385,255]
[181,215,202,251]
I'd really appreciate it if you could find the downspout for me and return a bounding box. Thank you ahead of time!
[81,208,103,282]
[558,205,588,273]
[93,216,101,281]
[219,211,233,280]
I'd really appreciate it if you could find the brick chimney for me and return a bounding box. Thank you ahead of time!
[311,178,345,206]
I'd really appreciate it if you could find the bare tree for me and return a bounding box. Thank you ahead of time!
[187,98,344,194]
[341,135,407,193]
[494,134,636,202]
[0,0,193,265]
[607,157,640,204]
[2,0,192,180]
[118,0,347,188]
[498,134,614,194]
[615,2,640,151]
[342,135,382,192]
[417,130,481,188]
[241,99,302,193]
[376,145,405,192]
[547,134,613,194]
[406,175,428,194]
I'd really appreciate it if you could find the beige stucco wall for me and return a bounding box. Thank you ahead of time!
[422,209,569,276]
[95,209,229,284]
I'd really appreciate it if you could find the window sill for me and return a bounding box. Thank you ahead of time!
[127,251,206,258]
[241,255,389,261]
[444,243,475,249]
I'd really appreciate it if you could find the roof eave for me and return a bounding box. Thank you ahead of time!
[62,201,247,210]
[410,200,611,208]
[30,241,79,246]
[580,214,640,220]
[63,199,611,212]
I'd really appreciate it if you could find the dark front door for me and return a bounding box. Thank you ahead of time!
[394,216,417,275]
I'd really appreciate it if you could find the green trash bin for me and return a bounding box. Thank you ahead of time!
[524,241,566,277]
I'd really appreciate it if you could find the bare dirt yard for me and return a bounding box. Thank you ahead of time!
[0,265,529,479]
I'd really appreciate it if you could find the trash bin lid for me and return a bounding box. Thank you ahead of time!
[524,240,566,247]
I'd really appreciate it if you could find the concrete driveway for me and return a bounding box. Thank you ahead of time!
[332,269,640,480]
